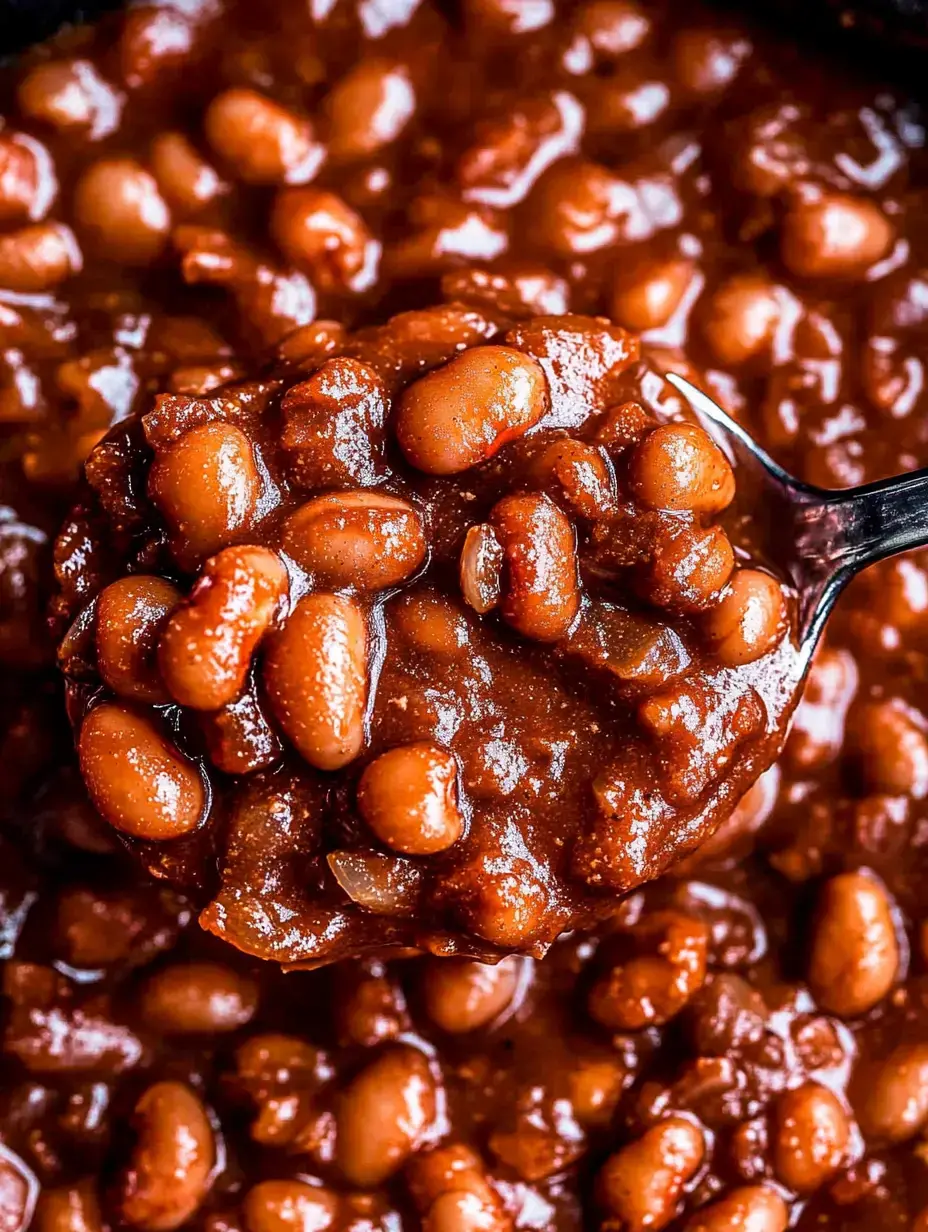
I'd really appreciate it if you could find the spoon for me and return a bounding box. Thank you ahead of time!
[667,373,928,666]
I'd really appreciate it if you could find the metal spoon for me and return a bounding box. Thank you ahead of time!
[667,373,928,666]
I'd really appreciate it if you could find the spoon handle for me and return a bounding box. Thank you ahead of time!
[793,466,928,645]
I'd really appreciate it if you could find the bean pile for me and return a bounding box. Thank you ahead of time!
[54,309,797,962]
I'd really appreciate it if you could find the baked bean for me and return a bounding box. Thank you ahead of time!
[421,956,521,1032]
[271,188,379,294]
[325,58,416,161]
[397,346,547,474]
[73,158,171,265]
[491,492,580,641]
[703,569,788,666]
[242,1180,338,1232]
[204,88,321,186]
[407,1144,511,1232]
[96,576,181,704]
[611,259,694,333]
[527,158,644,257]
[808,871,899,1017]
[459,523,504,614]
[596,1116,705,1232]
[568,0,652,63]
[34,1181,102,1232]
[851,698,928,798]
[335,1046,437,1186]
[672,29,752,95]
[701,275,785,367]
[771,1083,849,1193]
[567,1057,628,1126]
[0,132,52,225]
[54,884,183,969]
[448,858,547,947]
[78,702,205,840]
[150,133,227,215]
[641,523,735,612]
[358,742,463,855]
[781,194,895,279]
[139,961,258,1034]
[282,492,426,591]
[529,439,617,519]
[263,593,368,771]
[119,6,201,88]
[855,1042,928,1143]
[0,1146,37,1232]
[17,59,120,137]
[684,1186,788,1232]
[119,1082,215,1231]
[441,262,569,317]
[588,911,709,1030]
[392,589,471,657]
[159,546,288,711]
[628,423,735,515]
[336,966,407,1047]
[0,222,81,291]
[148,421,261,567]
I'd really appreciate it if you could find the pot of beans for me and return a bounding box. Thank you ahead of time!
[1,1,928,1231]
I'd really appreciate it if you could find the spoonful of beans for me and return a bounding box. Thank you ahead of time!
[668,373,928,665]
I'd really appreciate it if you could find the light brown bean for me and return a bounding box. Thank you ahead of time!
[79,703,205,840]
[139,962,258,1034]
[703,569,788,666]
[855,1042,928,1143]
[396,346,548,475]
[0,222,81,291]
[335,1046,437,1186]
[282,492,426,591]
[771,1083,849,1193]
[148,421,261,567]
[358,742,463,855]
[685,1186,788,1232]
[96,576,181,704]
[119,1082,214,1231]
[628,422,735,514]
[34,1181,102,1232]
[159,546,288,711]
[242,1180,338,1232]
[808,870,899,1017]
[491,492,580,641]
[204,88,321,185]
[596,1116,705,1232]
[263,593,368,771]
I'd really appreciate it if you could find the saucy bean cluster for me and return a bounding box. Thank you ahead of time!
[1,0,928,1228]
[54,308,796,962]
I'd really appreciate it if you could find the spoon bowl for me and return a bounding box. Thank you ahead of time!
[667,373,928,667]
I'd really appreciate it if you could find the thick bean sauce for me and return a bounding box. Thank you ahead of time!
[0,0,927,1229]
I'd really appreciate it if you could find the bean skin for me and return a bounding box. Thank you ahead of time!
[263,593,368,771]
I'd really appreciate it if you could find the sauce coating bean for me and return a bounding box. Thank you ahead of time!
[396,346,548,474]
[781,194,895,279]
[242,1180,338,1232]
[159,546,288,711]
[148,422,261,567]
[96,576,181,704]
[807,870,899,1017]
[596,1116,705,1232]
[139,961,258,1034]
[73,158,170,265]
[490,492,579,641]
[685,1186,788,1232]
[771,1083,849,1193]
[78,703,205,840]
[118,1082,215,1231]
[335,1046,437,1186]
[703,569,788,666]
[204,89,321,186]
[263,593,368,771]
[357,742,464,854]
[282,492,426,591]
[628,423,735,515]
